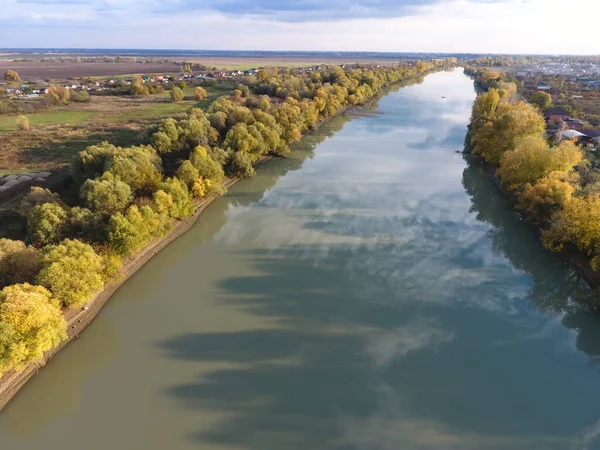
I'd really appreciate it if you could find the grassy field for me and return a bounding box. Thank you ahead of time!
[0,110,97,132]
[0,81,235,172]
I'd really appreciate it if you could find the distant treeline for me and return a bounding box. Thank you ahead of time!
[0,59,456,377]
[466,68,600,296]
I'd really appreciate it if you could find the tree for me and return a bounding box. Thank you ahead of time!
[517,175,574,225]
[170,87,184,102]
[497,136,582,190]
[130,76,149,96]
[194,87,207,100]
[471,100,546,165]
[37,239,105,308]
[0,239,41,288]
[4,70,21,84]
[529,91,553,111]
[27,203,69,246]
[155,178,192,219]
[152,131,173,154]
[71,142,125,185]
[543,194,600,268]
[0,283,66,374]
[189,145,225,185]
[175,160,200,189]
[16,115,30,131]
[108,205,168,256]
[104,148,162,196]
[80,174,132,216]
[230,151,255,177]
[19,187,62,217]
[46,85,70,105]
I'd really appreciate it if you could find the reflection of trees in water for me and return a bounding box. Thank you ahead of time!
[462,155,600,360]
[114,114,350,303]
[226,113,349,209]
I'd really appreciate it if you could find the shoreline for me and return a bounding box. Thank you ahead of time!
[469,155,600,291]
[0,174,244,411]
[0,71,441,412]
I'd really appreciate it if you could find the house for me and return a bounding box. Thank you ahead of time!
[561,118,586,131]
[557,129,585,141]
[546,107,570,122]
[581,129,600,147]
[536,83,552,91]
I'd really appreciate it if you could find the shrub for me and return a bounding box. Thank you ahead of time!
[70,90,90,102]
[16,115,30,131]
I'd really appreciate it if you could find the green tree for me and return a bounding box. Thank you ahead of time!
[529,91,553,111]
[175,160,200,189]
[0,239,41,288]
[108,205,168,256]
[37,239,105,308]
[155,178,193,219]
[231,151,255,177]
[19,187,62,216]
[152,131,173,154]
[27,203,69,246]
[170,87,184,102]
[0,283,67,375]
[104,149,162,196]
[80,174,132,216]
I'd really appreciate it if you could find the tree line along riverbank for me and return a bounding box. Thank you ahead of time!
[0,59,456,406]
[465,67,600,299]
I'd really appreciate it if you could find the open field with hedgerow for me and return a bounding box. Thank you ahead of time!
[0,83,235,173]
[0,61,181,81]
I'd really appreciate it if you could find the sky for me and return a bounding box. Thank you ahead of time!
[0,0,599,54]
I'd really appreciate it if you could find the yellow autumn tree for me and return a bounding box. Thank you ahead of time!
[37,239,105,308]
[0,283,67,375]
[517,175,575,225]
[498,136,582,190]
[543,194,600,268]
[194,87,207,101]
[471,100,546,165]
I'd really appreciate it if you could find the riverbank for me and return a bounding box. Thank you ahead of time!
[0,173,242,410]
[0,67,448,411]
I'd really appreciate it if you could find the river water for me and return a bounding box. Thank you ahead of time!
[2,69,600,449]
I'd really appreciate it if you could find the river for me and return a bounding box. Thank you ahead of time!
[2,69,600,449]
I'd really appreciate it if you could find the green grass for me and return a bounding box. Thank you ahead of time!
[0,110,97,132]
[111,102,193,122]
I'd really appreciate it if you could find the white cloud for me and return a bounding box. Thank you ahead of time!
[0,0,597,53]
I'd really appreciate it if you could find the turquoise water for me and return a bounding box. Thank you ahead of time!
[1,69,600,450]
